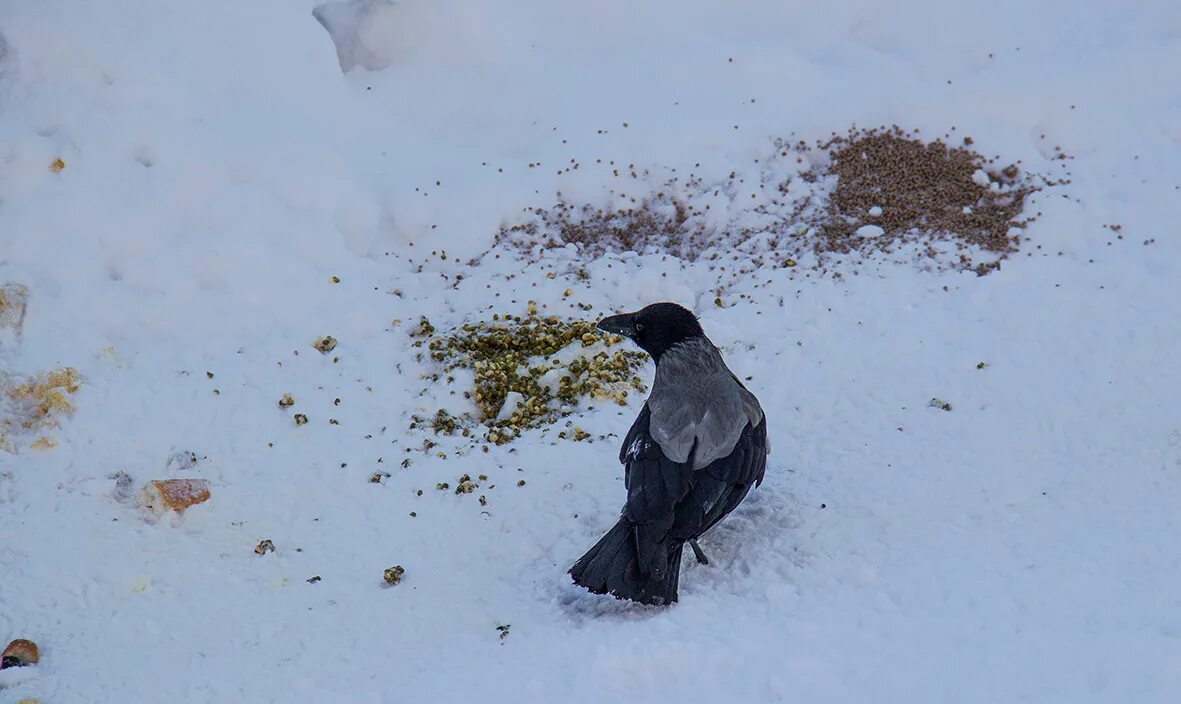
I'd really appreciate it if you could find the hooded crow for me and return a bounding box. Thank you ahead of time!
[569,302,768,605]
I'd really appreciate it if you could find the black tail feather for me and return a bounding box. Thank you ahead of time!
[569,518,683,605]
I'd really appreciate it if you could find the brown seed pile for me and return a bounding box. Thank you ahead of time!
[805,126,1044,271]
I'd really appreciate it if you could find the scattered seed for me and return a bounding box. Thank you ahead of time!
[383,565,405,585]
[929,397,953,412]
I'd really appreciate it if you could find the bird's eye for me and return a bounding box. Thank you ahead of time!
[634,322,645,333]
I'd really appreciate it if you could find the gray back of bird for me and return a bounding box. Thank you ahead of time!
[646,338,765,470]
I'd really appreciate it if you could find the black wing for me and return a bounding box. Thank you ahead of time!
[617,404,695,579]
[669,414,768,542]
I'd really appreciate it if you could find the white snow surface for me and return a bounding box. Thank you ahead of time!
[2,1,1181,702]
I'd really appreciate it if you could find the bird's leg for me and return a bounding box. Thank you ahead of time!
[688,539,709,565]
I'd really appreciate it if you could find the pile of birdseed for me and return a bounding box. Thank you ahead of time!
[493,125,1060,275]
[801,126,1047,273]
[411,309,648,444]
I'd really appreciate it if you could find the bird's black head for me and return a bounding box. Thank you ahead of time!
[597,302,705,362]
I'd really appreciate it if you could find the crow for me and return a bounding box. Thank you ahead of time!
[569,302,768,605]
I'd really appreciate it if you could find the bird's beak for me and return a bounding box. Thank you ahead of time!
[597,312,637,338]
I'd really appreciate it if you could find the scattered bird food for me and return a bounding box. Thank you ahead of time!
[110,471,135,503]
[495,125,1059,275]
[135,478,211,517]
[255,539,276,555]
[382,565,405,585]
[454,474,477,494]
[412,310,647,445]
[1,366,80,452]
[1,639,39,669]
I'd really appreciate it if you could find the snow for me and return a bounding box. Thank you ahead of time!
[495,391,525,423]
[2,0,1181,702]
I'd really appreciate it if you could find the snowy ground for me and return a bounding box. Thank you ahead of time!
[2,1,1180,702]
